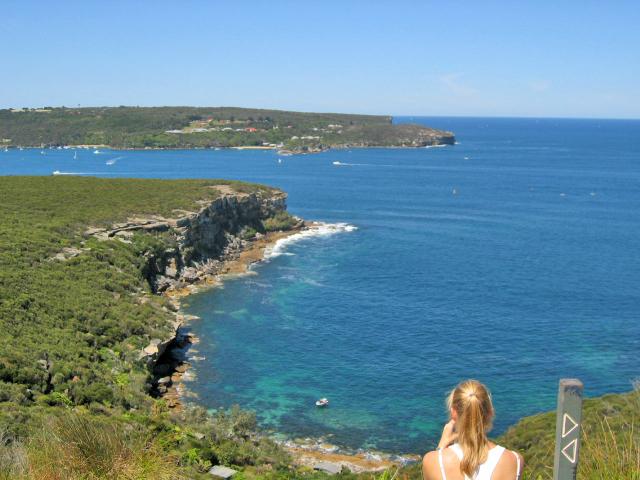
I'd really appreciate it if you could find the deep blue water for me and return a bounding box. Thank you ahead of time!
[2,117,639,453]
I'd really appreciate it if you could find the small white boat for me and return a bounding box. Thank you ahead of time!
[277,158,283,164]
[52,170,61,176]
[93,149,100,154]
[332,161,343,166]
[315,398,329,407]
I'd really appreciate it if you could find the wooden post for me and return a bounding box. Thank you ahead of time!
[553,379,584,480]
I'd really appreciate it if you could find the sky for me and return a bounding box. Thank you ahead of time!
[1,1,639,118]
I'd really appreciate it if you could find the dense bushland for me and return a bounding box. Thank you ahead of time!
[0,106,391,149]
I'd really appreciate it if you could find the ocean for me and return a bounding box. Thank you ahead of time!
[3,117,639,453]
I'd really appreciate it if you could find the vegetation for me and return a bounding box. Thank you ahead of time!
[0,106,454,152]
[263,211,299,232]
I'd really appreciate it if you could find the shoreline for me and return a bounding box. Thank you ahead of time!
[154,221,410,472]
[155,226,308,408]
[7,142,454,155]
[280,437,420,473]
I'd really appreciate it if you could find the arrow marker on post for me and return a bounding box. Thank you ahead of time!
[562,439,578,463]
[562,413,578,438]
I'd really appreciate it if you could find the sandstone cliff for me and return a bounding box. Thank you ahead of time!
[84,185,299,404]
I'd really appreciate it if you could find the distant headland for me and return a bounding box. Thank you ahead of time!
[0,106,455,154]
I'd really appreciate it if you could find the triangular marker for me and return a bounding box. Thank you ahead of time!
[562,439,578,464]
[562,413,578,438]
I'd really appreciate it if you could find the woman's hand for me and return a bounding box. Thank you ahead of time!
[437,419,458,450]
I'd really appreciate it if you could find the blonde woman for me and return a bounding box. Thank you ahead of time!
[422,380,524,480]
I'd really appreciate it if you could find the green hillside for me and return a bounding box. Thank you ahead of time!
[0,106,454,151]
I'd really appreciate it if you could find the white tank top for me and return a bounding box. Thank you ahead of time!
[437,443,521,480]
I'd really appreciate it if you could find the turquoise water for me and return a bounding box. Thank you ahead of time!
[3,117,639,453]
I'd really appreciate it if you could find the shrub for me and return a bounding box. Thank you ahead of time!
[242,227,258,240]
[262,212,297,232]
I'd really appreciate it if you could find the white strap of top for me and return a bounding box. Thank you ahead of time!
[512,450,521,480]
[438,448,447,480]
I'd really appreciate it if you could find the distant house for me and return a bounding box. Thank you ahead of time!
[245,127,257,132]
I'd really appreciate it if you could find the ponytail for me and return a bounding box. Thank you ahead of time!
[447,380,494,477]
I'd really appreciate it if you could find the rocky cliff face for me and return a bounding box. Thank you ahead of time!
[150,190,288,294]
[178,190,286,266]
[88,188,289,295]
[88,187,294,405]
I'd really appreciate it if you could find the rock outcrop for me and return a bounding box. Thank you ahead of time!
[85,186,296,407]
[86,187,290,294]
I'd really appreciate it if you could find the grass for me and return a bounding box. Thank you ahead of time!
[24,414,179,480]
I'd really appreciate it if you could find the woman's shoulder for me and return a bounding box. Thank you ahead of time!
[422,449,439,475]
[422,448,459,480]
[493,446,524,479]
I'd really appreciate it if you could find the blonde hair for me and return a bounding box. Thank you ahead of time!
[447,379,495,477]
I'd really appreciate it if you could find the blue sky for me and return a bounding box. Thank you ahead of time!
[1,1,638,118]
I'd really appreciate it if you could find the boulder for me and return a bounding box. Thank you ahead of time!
[143,339,162,356]
[181,267,199,283]
[209,465,238,478]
